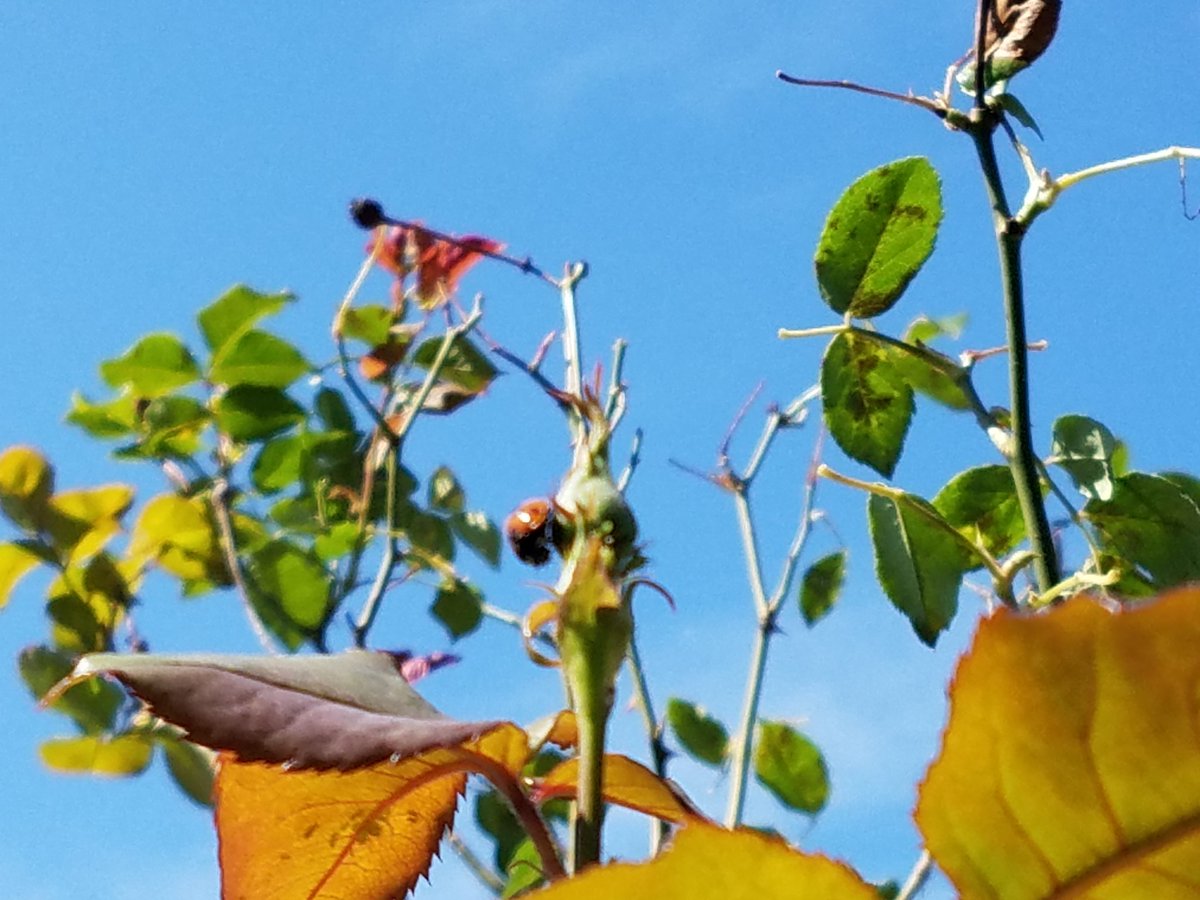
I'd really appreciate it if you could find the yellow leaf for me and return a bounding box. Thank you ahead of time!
[918,587,1200,898]
[0,542,43,607]
[536,754,703,824]
[0,446,54,531]
[40,734,153,776]
[534,821,876,899]
[215,723,533,900]
[129,493,224,581]
[46,484,135,560]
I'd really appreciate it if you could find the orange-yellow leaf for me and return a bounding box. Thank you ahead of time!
[215,722,534,900]
[534,821,876,899]
[535,753,702,824]
[918,587,1200,898]
[217,754,464,900]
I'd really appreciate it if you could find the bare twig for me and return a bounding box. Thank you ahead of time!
[211,476,279,654]
[776,72,946,118]
[616,428,643,494]
[896,850,934,900]
[448,832,504,896]
[717,381,764,471]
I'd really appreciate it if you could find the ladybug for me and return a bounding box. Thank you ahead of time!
[505,498,557,567]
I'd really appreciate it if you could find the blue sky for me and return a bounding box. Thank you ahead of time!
[2,3,1198,898]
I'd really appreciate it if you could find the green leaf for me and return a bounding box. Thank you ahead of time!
[66,392,139,439]
[868,492,968,646]
[214,385,304,442]
[1084,473,1200,588]
[0,542,44,606]
[40,734,154,776]
[19,644,123,734]
[99,333,200,397]
[1050,414,1118,502]
[476,789,525,872]
[932,465,1025,561]
[250,434,305,494]
[799,551,846,626]
[814,157,943,318]
[0,446,54,532]
[821,331,914,478]
[666,698,729,766]
[314,522,361,561]
[406,510,456,564]
[431,578,482,640]
[413,337,497,393]
[197,285,293,355]
[133,395,210,458]
[903,313,967,345]
[158,733,216,807]
[451,510,502,568]
[501,837,545,898]
[995,92,1044,140]
[428,465,466,513]
[209,330,310,388]
[249,539,332,634]
[881,340,972,412]
[340,304,394,346]
[314,387,356,432]
[128,494,224,583]
[753,720,830,814]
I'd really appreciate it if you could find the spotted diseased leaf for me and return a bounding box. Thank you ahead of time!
[99,334,201,398]
[667,698,729,766]
[1084,473,1200,589]
[754,721,830,815]
[413,337,497,393]
[868,492,970,646]
[197,285,293,356]
[532,822,877,899]
[799,550,847,626]
[932,465,1025,562]
[918,587,1200,899]
[821,331,913,478]
[1050,414,1119,502]
[431,578,483,640]
[814,157,942,319]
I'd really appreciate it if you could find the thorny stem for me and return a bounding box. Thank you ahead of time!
[724,407,823,828]
[210,473,279,654]
[968,104,1060,593]
[625,634,670,853]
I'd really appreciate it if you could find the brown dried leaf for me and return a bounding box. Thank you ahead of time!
[983,0,1061,71]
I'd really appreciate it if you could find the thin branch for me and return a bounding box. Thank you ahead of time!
[604,339,628,423]
[776,72,946,118]
[559,262,589,447]
[896,850,933,900]
[766,426,825,614]
[777,323,848,340]
[211,476,279,654]
[959,338,1048,366]
[616,428,643,495]
[717,381,764,471]
[1182,158,1199,220]
[625,634,670,854]
[974,0,993,110]
[448,832,504,896]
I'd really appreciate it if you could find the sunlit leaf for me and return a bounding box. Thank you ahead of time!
[248,539,333,636]
[754,721,829,815]
[158,732,217,808]
[868,492,969,646]
[132,395,210,458]
[214,385,304,443]
[431,578,483,640]
[428,465,466,513]
[198,285,293,356]
[313,521,360,561]
[880,339,972,412]
[814,157,942,319]
[209,330,310,388]
[99,334,201,397]
[1084,473,1200,589]
[0,445,54,532]
[534,754,702,823]
[533,822,876,899]
[451,510,502,568]
[0,541,45,607]
[42,484,136,562]
[667,698,729,766]
[40,734,154,777]
[340,304,395,347]
[66,391,139,439]
[19,644,122,734]
[821,332,913,478]
[799,550,846,626]
[1050,414,1118,502]
[903,313,967,345]
[918,587,1200,899]
[932,465,1025,562]
[413,337,497,393]
[129,493,224,583]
